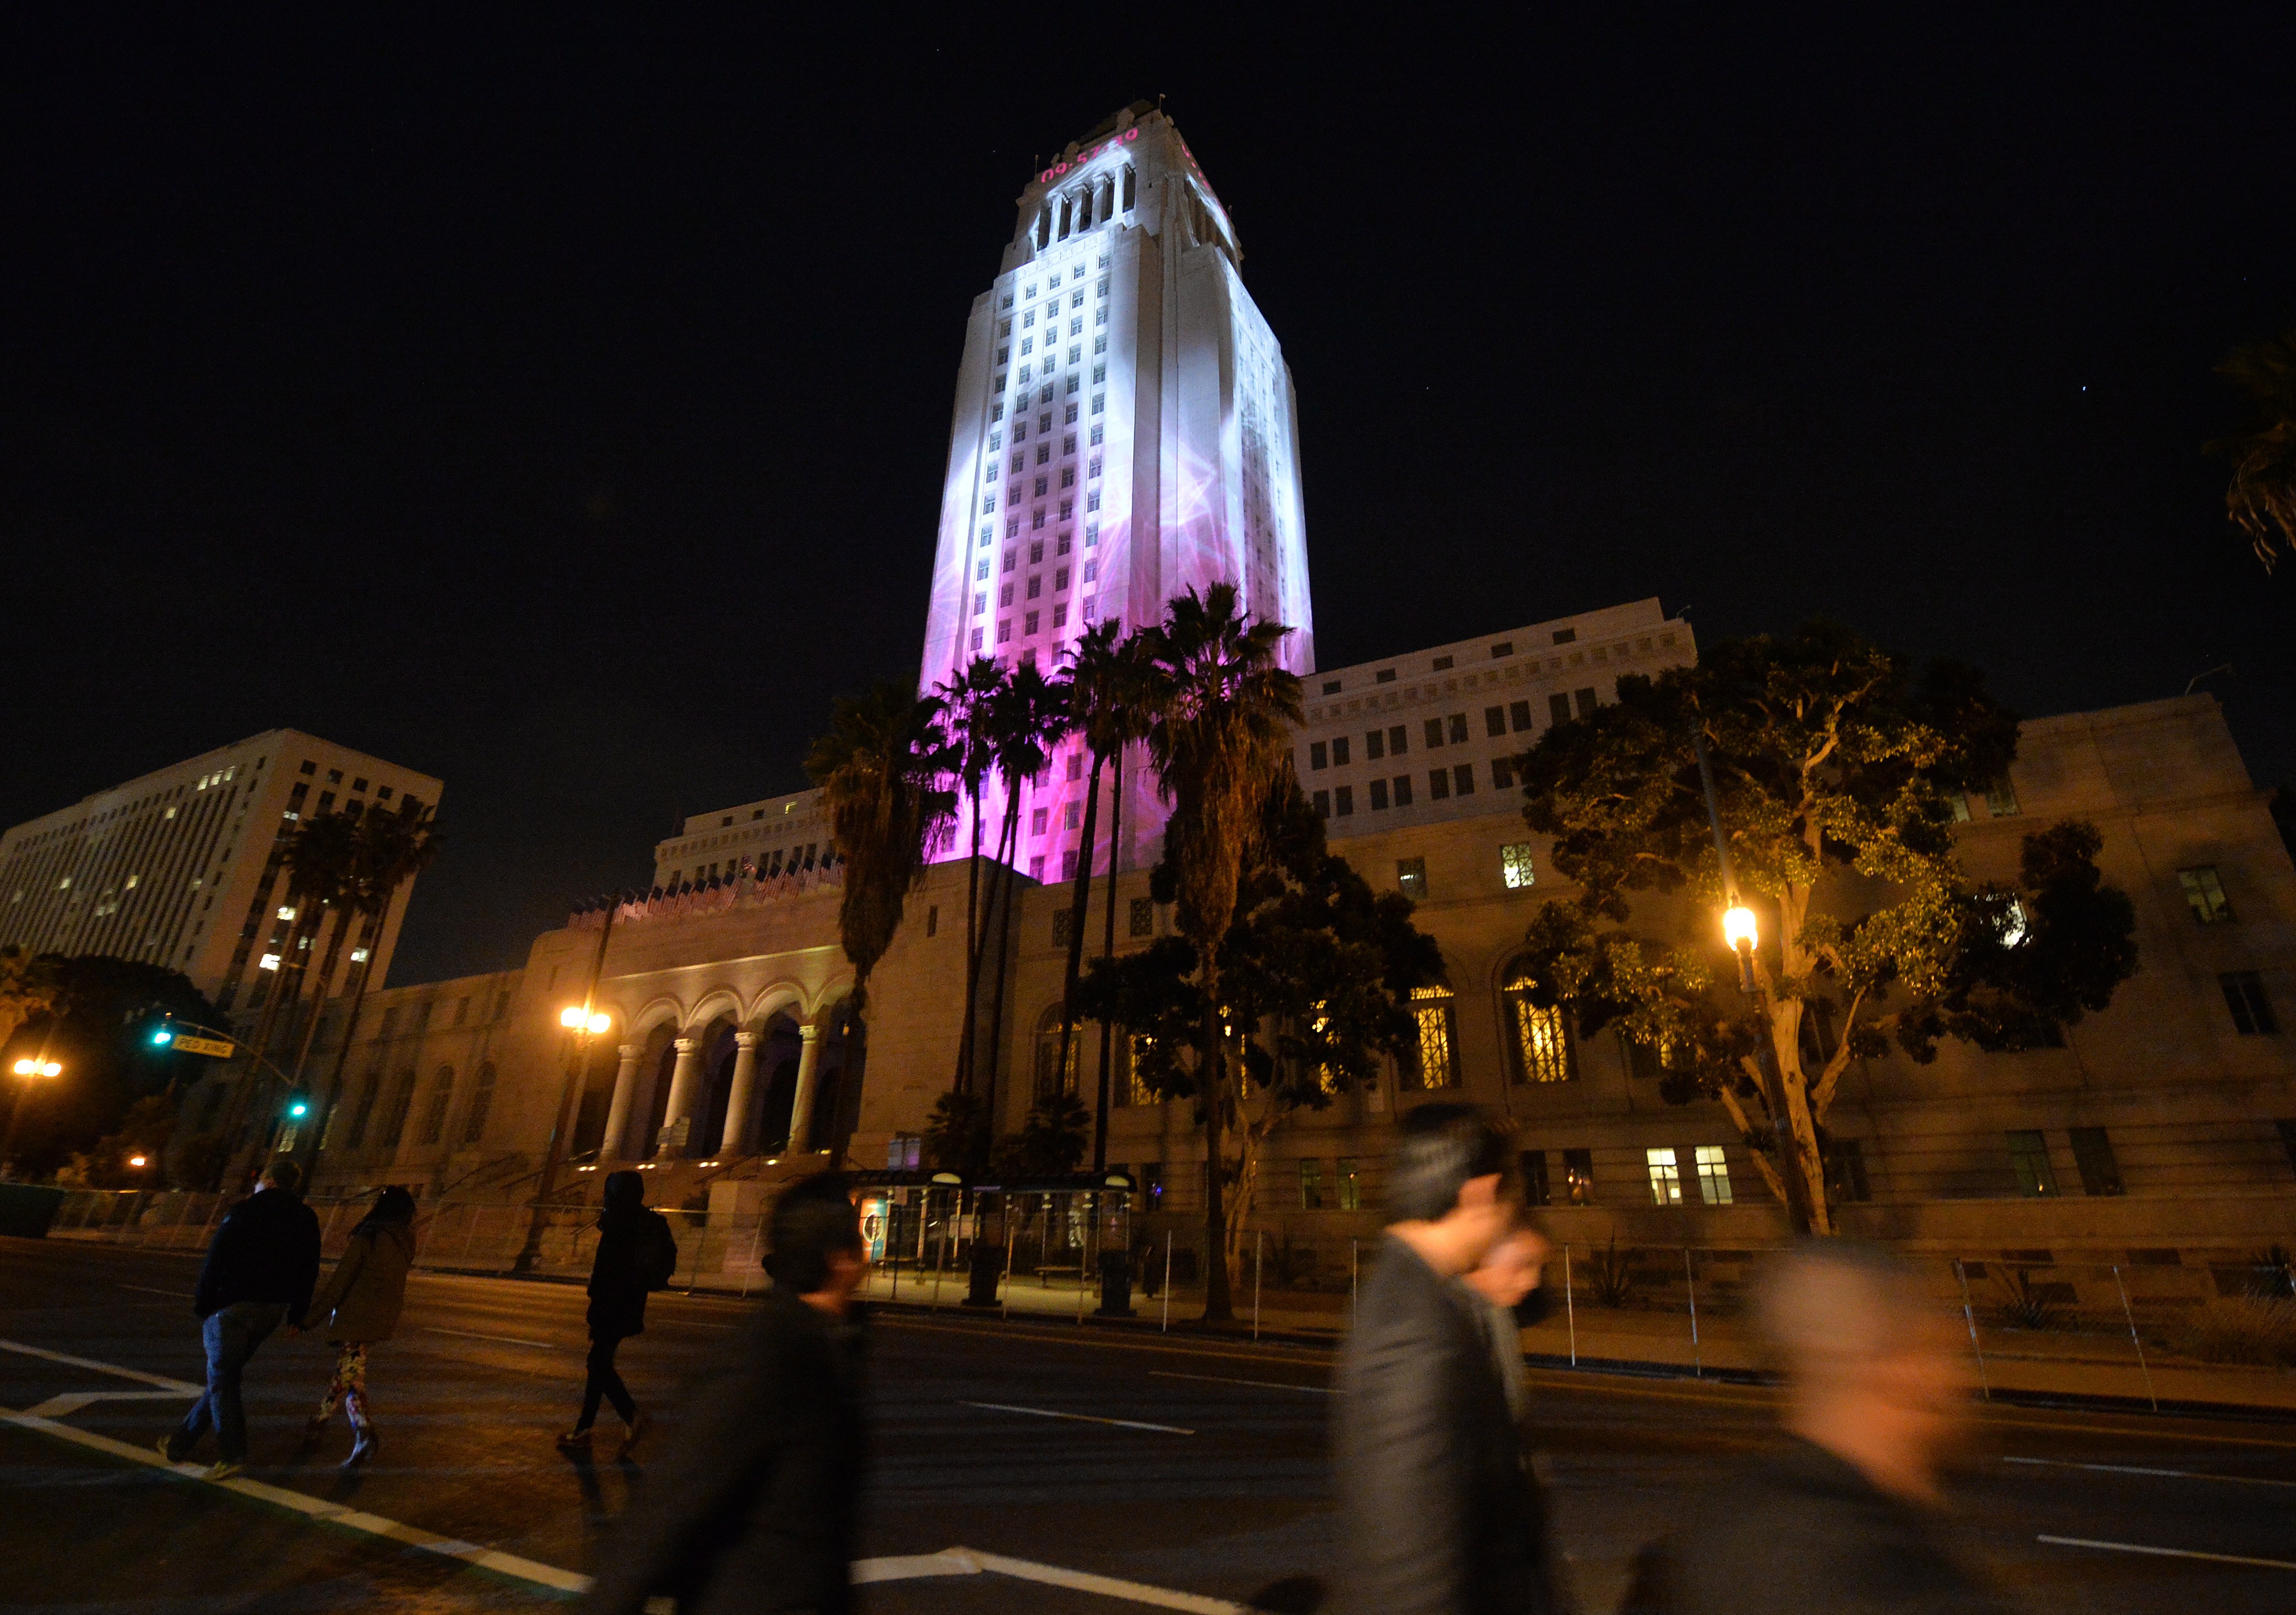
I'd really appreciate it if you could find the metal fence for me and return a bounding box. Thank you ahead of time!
[45,1189,2295,1407]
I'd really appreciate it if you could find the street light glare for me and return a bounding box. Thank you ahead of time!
[1723,905,1758,951]
[587,1012,611,1035]
[13,1058,62,1078]
[560,1005,586,1028]
[128,1155,147,1168]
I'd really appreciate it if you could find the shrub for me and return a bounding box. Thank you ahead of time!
[1994,1267,2071,1331]
[2168,1296,2296,1367]
[1586,1232,1638,1309]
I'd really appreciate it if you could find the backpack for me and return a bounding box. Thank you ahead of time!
[637,1211,680,1291]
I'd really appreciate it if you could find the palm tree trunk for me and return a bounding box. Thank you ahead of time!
[956,780,985,1094]
[286,905,350,1090]
[308,890,395,1177]
[1056,749,1104,1152]
[980,779,1026,1141]
[1093,744,1126,1167]
[1199,971,1234,1322]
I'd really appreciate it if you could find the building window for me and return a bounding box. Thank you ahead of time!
[1332,735,1351,766]
[1694,1145,1733,1205]
[1447,713,1469,744]
[1549,693,1573,726]
[1310,740,1328,770]
[1034,1005,1081,1100]
[1491,756,1516,791]
[1313,789,1331,818]
[1032,807,1050,836]
[1646,1148,1683,1206]
[1051,907,1074,947]
[1823,1139,1871,1204]
[1509,699,1533,732]
[1500,844,1535,889]
[1334,785,1354,817]
[2179,866,2233,923]
[1130,897,1155,939]
[2222,971,2278,1035]
[1029,855,1045,880]
[1485,705,1507,738]
[2068,1127,2124,1196]
[2006,1129,2058,1196]
[461,1062,497,1144]
[1369,779,1389,811]
[1453,763,1475,796]
[1433,655,1454,671]
[1985,776,2021,816]
[1562,1149,1595,1205]
[1574,688,1598,717]
[1491,641,1514,658]
[1365,728,1385,761]
[1392,774,1414,807]
[1424,717,1443,749]
[1388,724,1408,755]
[1397,857,1427,900]
[1502,971,1574,1084]
[1336,1157,1361,1211]
[1429,769,1451,801]
[1299,1159,1325,1210]
[1520,1150,1551,1207]
[1025,610,1039,634]
[1405,986,1459,1089]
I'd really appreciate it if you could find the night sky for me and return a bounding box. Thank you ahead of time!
[8,13,2293,987]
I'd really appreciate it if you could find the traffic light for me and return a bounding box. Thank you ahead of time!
[284,1090,312,1120]
[150,1020,175,1047]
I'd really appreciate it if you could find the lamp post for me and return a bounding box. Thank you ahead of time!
[514,894,621,1274]
[1691,729,1815,1235]
[1,1053,64,1177]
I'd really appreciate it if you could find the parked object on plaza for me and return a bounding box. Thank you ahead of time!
[579,1171,869,1615]
[1620,1241,2010,1614]
[1334,1103,1568,1615]
[297,1185,414,1466]
[160,1160,321,1480]
[557,1168,675,1458]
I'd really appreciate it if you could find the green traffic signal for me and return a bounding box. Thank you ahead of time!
[150,1026,173,1046]
[286,1092,311,1119]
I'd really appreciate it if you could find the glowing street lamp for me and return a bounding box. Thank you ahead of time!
[128,1154,149,1169]
[12,1058,62,1078]
[560,1007,612,1035]
[1723,904,1759,993]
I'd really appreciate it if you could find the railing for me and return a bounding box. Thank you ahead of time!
[566,863,842,931]
[45,1190,2295,1409]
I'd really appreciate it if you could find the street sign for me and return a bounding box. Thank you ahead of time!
[169,1034,236,1059]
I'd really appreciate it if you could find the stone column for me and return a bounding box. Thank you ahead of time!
[655,1036,703,1159]
[600,1043,644,1160]
[720,1031,763,1157]
[786,1023,825,1154]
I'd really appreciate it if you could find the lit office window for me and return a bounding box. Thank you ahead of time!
[1646,1148,1682,1206]
[1694,1145,1733,1205]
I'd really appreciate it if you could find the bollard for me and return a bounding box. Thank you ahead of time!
[1162,1231,1173,1333]
[1350,1238,1359,1313]
[1565,1243,1577,1368]
[1001,1214,1018,1320]
[1684,1247,1701,1379]
[2112,1265,2158,1413]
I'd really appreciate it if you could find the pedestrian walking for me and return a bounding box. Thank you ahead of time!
[1461,1209,1554,1426]
[1619,1240,2010,1615]
[1333,1103,1563,1615]
[158,1159,322,1481]
[297,1184,416,1467]
[557,1167,676,1460]
[579,1171,870,1615]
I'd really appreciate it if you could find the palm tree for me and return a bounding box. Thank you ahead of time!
[1054,622,1157,1168]
[805,682,958,1161]
[220,810,359,1160]
[978,661,1071,1137]
[308,801,442,1165]
[932,657,1006,1095]
[1142,583,1302,1322]
[2211,328,2296,570]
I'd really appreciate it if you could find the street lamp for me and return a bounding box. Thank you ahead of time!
[560,1007,611,1035]
[13,1058,62,1078]
[1722,904,1758,993]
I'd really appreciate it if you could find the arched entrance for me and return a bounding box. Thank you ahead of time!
[754,1012,805,1154]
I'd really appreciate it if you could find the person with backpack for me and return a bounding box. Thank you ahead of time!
[558,1168,676,1460]
[298,1184,416,1467]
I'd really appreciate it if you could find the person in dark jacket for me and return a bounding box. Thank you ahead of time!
[558,1168,674,1459]
[579,1170,869,1615]
[1620,1241,2010,1615]
[298,1184,416,1467]
[1334,1103,1561,1615]
[159,1159,322,1480]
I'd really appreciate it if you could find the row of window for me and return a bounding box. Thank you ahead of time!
[335,1059,498,1153]
[1312,762,1520,819]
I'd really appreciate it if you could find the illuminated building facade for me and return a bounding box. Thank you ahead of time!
[919,102,1314,879]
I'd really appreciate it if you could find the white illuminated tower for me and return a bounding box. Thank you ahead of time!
[919,102,1315,882]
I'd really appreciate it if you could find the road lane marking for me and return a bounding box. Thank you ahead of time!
[950,1547,1245,1613]
[0,1401,591,1594]
[853,1549,983,1583]
[422,1327,559,1348]
[1151,1369,1332,1395]
[118,1284,193,1297]
[2008,1455,2296,1489]
[2038,1535,2296,1572]
[0,1339,200,1392]
[959,1400,1195,1435]
[24,1390,189,1418]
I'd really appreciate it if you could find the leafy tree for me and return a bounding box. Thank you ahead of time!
[0,945,58,1052]
[1077,775,1439,1298]
[2,955,216,1181]
[1052,621,1158,1168]
[921,1087,989,1175]
[806,681,959,1159]
[2210,327,2296,570]
[1138,584,1303,1319]
[991,1090,1090,1178]
[1512,623,2138,1233]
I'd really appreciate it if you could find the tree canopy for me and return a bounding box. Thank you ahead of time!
[2211,326,2296,571]
[1512,621,2137,1231]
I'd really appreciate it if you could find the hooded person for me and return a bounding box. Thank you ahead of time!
[298,1184,417,1466]
[558,1168,677,1459]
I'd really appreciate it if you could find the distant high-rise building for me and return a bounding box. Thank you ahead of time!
[919,102,1315,877]
[0,730,441,1010]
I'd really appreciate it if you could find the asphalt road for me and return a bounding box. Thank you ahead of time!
[3,1234,2294,1613]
